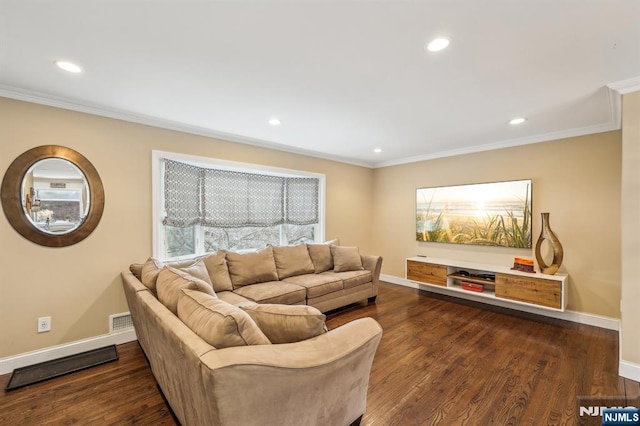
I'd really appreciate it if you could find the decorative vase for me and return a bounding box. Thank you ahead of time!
[535,212,563,275]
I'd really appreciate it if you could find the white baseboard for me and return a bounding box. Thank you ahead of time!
[381,274,620,331]
[619,360,640,382]
[0,329,137,376]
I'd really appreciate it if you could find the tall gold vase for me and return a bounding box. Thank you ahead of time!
[535,212,563,275]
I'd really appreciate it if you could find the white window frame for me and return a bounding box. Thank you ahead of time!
[152,150,326,260]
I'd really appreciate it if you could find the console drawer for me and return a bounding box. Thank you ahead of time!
[406,260,447,286]
[495,273,561,309]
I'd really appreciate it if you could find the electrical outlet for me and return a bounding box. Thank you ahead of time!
[38,316,51,333]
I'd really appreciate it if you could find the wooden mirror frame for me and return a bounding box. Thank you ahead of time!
[1,145,104,247]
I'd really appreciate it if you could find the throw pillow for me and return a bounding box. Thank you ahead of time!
[241,304,327,344]
[199,251,234,292]
[140,257,204,294]
[225,246,279,288]
[272,244,315,279]
[178,289,271,348]
[331,245,364,272]
[306,243,334,273]
[178,259,213,285]
[156,266,216,315]
[325,237,340,246]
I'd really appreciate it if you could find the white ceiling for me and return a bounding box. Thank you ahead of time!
[31,158,84,180]
[1,0,639,168]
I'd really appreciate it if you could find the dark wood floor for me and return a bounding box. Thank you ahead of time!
[1,283,638,425]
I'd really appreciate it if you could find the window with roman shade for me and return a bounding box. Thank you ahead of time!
[155,153,324,260]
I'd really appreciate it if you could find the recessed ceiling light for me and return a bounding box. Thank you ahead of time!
[426,37,450,53]
[54,60,82,73]
[373,148,383,154]
[509,117,527,125]
[268,118,281,126]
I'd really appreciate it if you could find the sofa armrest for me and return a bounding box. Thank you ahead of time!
[362,254,383,293]
[121,270,218,425]
[199,317,383,426]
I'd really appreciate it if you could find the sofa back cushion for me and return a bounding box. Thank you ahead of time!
[178,289,271,348]
[241,304,327,344]
[306,244,334,273]
[156,266,216,315]
[199,251,234,292]
[225,247,279,288]
[331,246,364,272]
[272,244,315,279]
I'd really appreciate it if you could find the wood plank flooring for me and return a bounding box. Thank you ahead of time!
[1,282,637,425]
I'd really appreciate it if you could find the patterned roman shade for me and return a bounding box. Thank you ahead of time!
[202,169,285,227]
[286,178,319,225]
[163,160,202,227]
[163,159,318,228]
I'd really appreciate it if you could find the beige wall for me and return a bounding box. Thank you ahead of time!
[0,98,374,358]
[621,91,640,366]
[371,132,622,318]
[0,95,626,361]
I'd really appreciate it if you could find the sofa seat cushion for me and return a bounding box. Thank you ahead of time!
[272,244,315,279]
[233,281,306,305]
[282,274,343,298]
[321,270,372,289]
[241,304,327,344]
[216,291,257,308]
[178,289,270,349]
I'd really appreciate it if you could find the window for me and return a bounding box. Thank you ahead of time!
[153,151,325,260]
[33,189,84,221]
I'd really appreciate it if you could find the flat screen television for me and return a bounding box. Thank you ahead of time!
[416,179,532,248]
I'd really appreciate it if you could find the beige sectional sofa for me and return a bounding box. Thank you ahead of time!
[122,243,383,426]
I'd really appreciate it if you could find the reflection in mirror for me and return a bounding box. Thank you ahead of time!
[21,158,90,235]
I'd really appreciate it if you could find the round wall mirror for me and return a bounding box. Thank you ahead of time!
[1,145,104,247]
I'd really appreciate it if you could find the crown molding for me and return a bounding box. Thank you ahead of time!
[0,85,374,168]
[607,85,622,128]
[374,86,622,168]
[607,76,640,95]
[374,121,619,168]
[1,83,629,170]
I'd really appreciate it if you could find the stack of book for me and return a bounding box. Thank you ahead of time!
[511,257,535,273]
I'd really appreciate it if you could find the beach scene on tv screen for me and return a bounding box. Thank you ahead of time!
[416,179,532,248]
